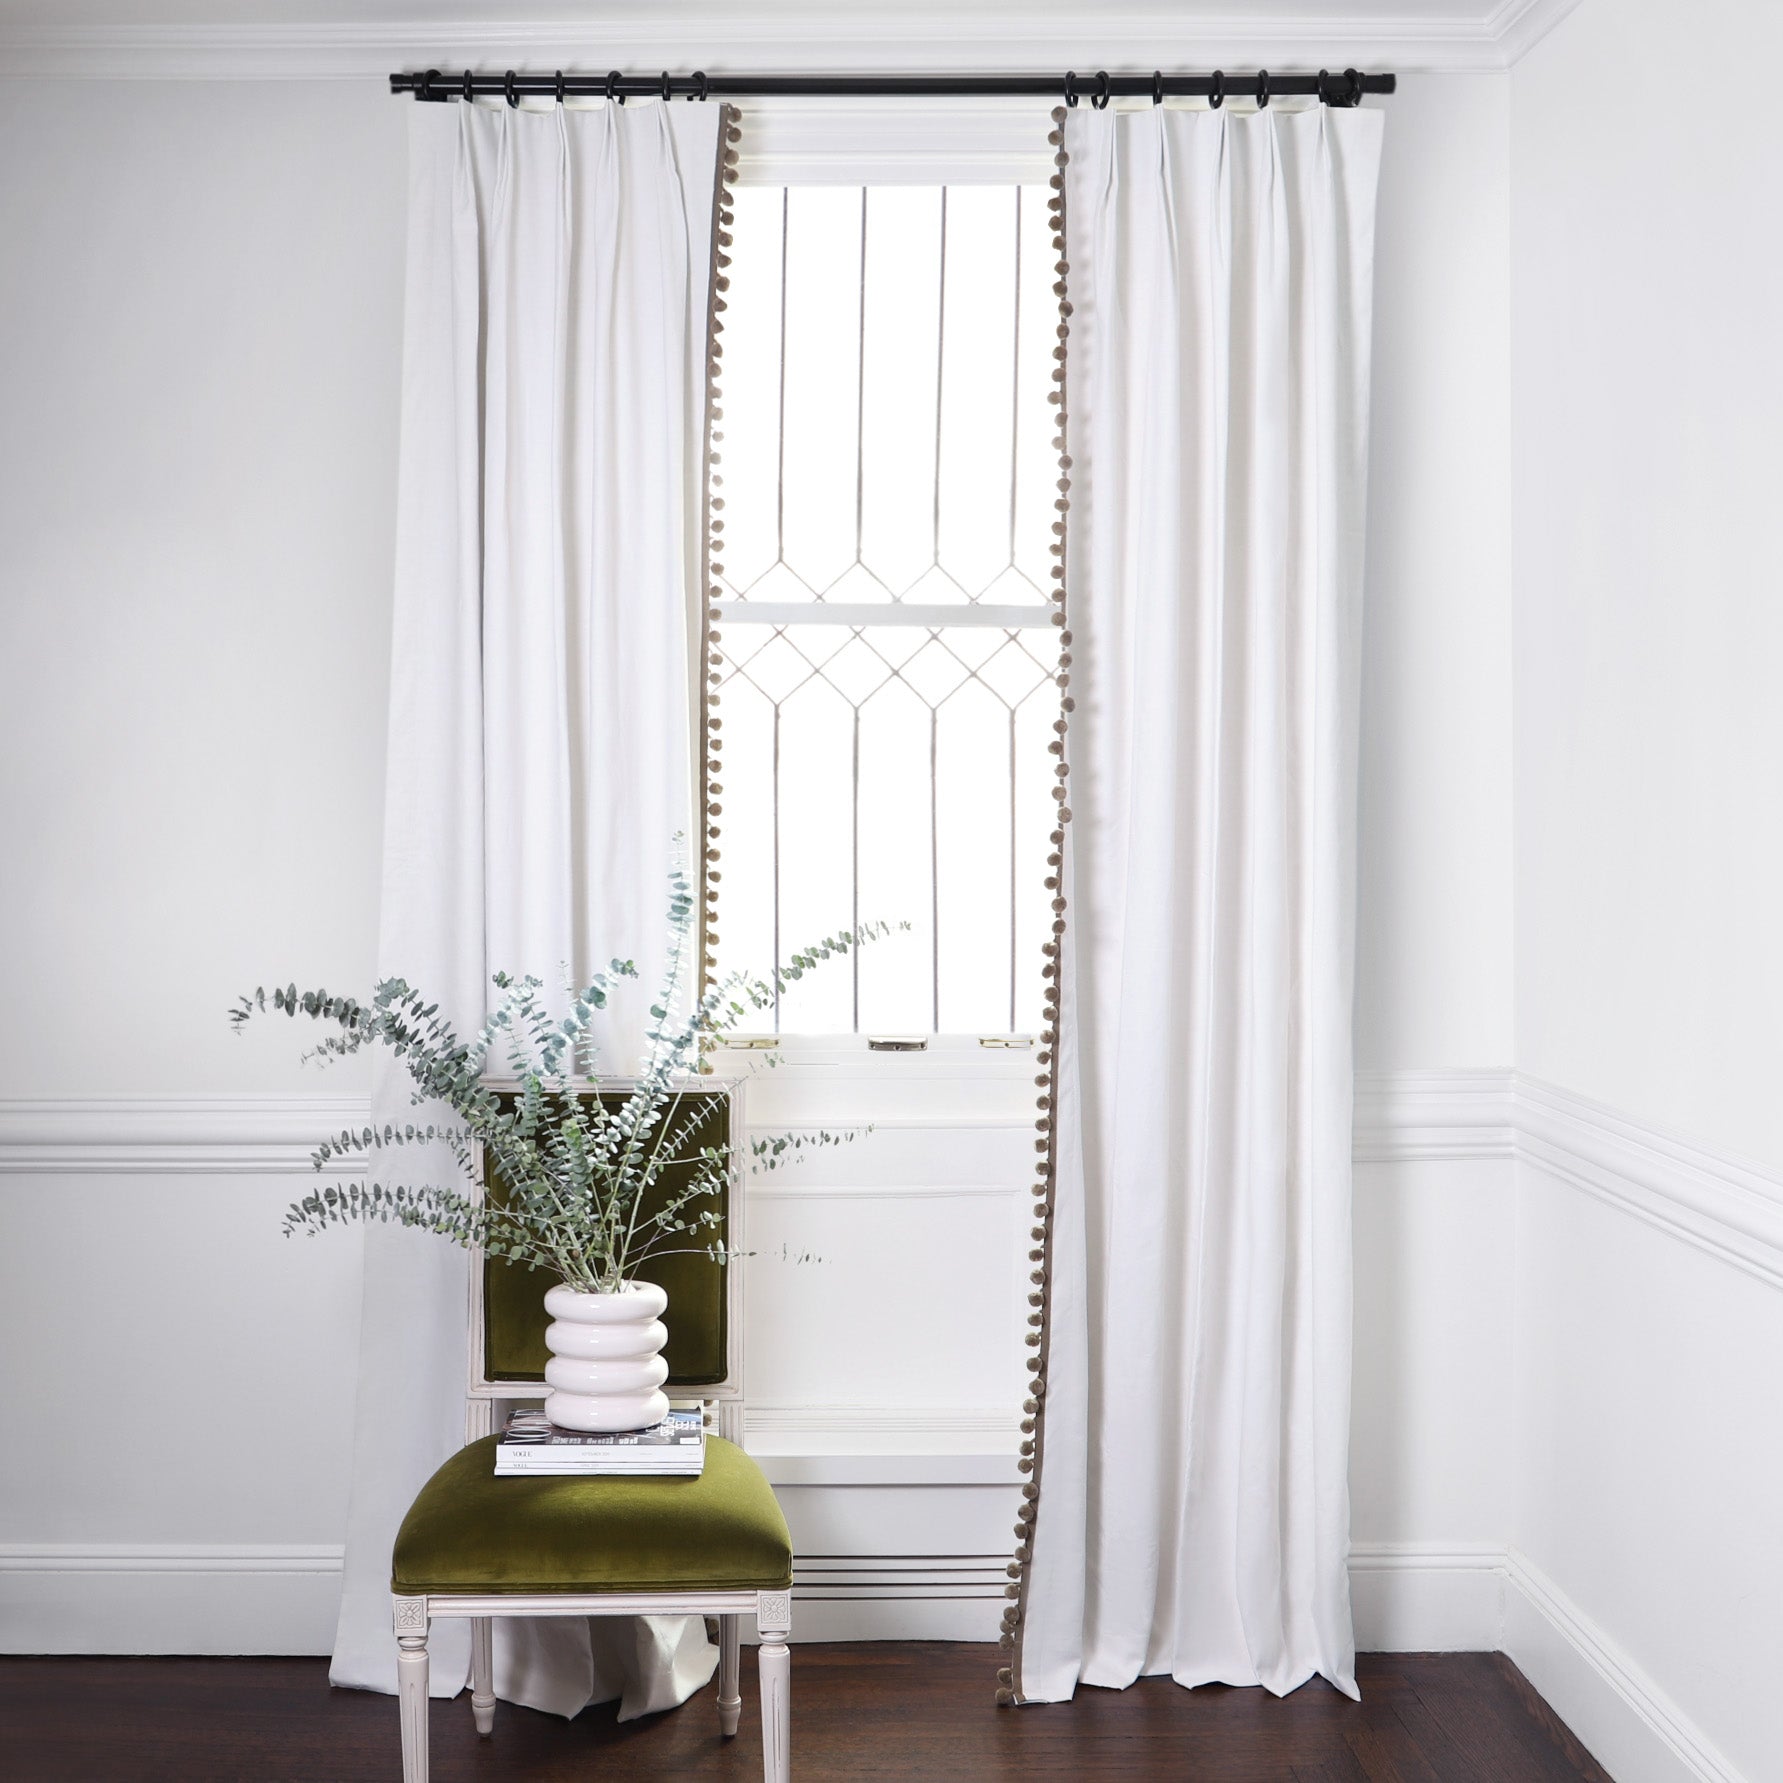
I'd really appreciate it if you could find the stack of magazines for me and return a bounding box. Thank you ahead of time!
[494,1406,706,1477]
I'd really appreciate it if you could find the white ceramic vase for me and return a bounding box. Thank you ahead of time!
[541,1280,670,1433]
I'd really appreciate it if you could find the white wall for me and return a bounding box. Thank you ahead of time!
[0,72,1521,1666]
[1510,4,1783,1779]
[1349,63,1517,1573]
[1512,0,1783,1173]
[0,81,405,1096]
[0,81,402,1651]
[1356,69,1514,1074]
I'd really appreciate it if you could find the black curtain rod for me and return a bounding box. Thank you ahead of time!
[389,68,1394,108]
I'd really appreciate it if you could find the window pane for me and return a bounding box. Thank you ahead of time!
[708,184,1061,1034]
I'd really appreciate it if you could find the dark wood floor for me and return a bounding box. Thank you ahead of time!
[0,1645,1612,1781]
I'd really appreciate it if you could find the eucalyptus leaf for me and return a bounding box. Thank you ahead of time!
[233,861,900,1291]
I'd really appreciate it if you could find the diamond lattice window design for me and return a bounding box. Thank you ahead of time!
[707,183,1063,1035]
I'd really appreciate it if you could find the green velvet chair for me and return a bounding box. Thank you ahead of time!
[389,1079,793,1783]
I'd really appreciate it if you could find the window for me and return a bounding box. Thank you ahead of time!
[707,129,1063,1487]
[706,181,1064,1035]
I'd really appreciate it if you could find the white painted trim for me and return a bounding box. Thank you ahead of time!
[751,1181,1018,1200]
[1504,1547,1746,1783]
[1346,1543,1748,1783]
[5,1077,1768,1767]
[772,1598,1002,1641]
[1353,1068,1516,1162]
[741,1118,1031,1129]
[1514,1075,1783,1292]
[712,600,1052,628]
[758,1451,1018,1484]
[0,1540,1004,1645]
[747,1407,1021,1462]
[1347,1541,1506,1651]
[0,4,1584,82]
[711,1034,1044,1077]
[1357,1070,1783,1291]
[9,1078,1778,1298]
[0,1544,346,1655]
[1488,0,1583,66]
[0,1096,369,1174]
[736,119,1052,188]
[0,1542,343,1575]
[7,1532,1751,1766]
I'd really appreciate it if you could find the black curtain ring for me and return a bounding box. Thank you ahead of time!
[693,70,709,101]
[461,69,474,103]
[1317,68,1331,105]
[553,69,566,103]
[1256,69,1270,109]
[421,68,439,102]
[1209,70,1225,109]
[661,70,672,102]
[606,69,625,105]
[1152,70,1164,107]
[503,70,519,108]
[1092,71,1111,110]
[1064,70,1078,107]
[1348,67,1364,106]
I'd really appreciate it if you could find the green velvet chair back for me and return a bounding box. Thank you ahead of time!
[471,1081,739,1396]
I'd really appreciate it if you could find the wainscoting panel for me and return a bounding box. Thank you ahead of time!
[742,1189,1027,1430]
[1,1070,1774,1783]
[0,1168,363,1561]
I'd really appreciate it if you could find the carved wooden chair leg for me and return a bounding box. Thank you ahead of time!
[717,1612,742,1737]
[755,1592,791,1783]
[393,1598,430,1783]
[470,1616,495,1737]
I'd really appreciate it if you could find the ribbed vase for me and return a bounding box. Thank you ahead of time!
[541,1280,670,1433]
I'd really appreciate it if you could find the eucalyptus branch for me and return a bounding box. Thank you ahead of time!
[235,865,892,1291]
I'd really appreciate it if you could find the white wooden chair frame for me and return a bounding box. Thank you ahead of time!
[391,1075,791,1782]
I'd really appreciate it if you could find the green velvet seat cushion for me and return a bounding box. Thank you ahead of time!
[392,1435,792,1596]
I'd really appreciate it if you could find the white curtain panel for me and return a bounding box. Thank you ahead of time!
[1017,103,1383,1704]
[328,97,723,1720]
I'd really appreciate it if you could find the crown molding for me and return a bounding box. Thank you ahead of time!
[0,5,1587,82]
[1487,0,1583,66]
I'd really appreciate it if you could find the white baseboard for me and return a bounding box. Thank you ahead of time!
[1347,1542,1505,1651]
[0,1545,344,1656]
[1350,1542,1746,1783]
[6,1529,1743,1783]
[0,1540,1010,1650]
[0,1547,1749,1776]
[1503,1550,1744,1783]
